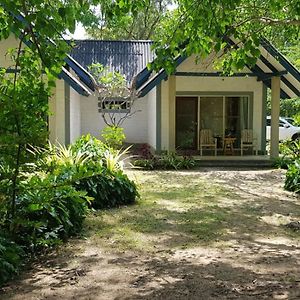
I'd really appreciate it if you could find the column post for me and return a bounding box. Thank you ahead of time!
[270,76,280,158]
[168,75,176,151]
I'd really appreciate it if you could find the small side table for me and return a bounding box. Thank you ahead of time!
[223,137,236,155]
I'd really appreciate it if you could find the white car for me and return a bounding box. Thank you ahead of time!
[266,116,300,141]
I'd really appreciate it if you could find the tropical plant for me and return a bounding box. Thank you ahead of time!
[14,175,91,248]
[103,147,130,173]
[71,136,138,209]
[71,134,108,162]
[76,169,139,210]
[7,144,94,248]
[0,235,23,286]
[137,143,154,159]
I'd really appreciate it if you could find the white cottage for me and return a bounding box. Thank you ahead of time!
[1,36,300,160]
[69,38,300,159]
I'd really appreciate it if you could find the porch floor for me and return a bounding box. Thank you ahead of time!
[194,155,270,160]
[192,155,273,168]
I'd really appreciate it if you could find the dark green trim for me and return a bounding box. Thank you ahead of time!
[225,36,289,99]
[176,91,254,97]
[139,56,187,97]
[261,38,300,83]
[258,55,299,97]
[175,71,286,78]
[261,84,268,154]
[65,82,70,145]
[156,83,162,152]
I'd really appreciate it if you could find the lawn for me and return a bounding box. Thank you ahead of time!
[2,168,300,300]
[86,170,299,252]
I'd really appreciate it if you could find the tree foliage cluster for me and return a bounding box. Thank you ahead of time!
[88,63,140,126]
[0,0,143,286]
[266,97,300,124]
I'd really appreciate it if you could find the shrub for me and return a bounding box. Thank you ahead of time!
[275,140,300,169]
[71,135,138,209]
[280,140,300,159]
[294,114,300,126]
[101,126,125,149]
[71,134,128,172]
[0,235,23,286]
[282,140,300,193]
[138,143,154,159]
[273,157,291,170]
[0,133,139,285]
[285,159,300,193]
[133,152,196,170]
[134,158,157,170]
[77,169,139,210]
[0,144,93,249]
[71,134,107,161]
[11,164,92,249]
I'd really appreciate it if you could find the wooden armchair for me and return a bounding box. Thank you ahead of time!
[200,129,217,156]
[241,129,257,155]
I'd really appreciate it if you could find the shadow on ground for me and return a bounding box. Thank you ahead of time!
[1,169,300,300]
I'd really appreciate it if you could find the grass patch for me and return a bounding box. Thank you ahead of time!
[84,170,235,251]
[84,170,300,253]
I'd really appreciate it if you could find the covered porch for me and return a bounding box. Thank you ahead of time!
[157,44,299,160]
[160,73,284,160]
[137,39,300,160]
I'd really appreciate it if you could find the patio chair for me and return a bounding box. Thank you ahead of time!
[241,129,257,155]
[200,129,217,156]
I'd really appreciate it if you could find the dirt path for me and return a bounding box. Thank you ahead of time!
[1,168,300,300]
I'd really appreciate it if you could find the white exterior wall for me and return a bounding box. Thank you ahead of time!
[49,79,66,144]
[80,94,148,143]
[0,35,20,68]
[69,86,81,143]
[147,87,157,149]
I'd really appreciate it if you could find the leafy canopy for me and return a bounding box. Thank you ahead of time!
[151,0,300,73]
[86,0,173,40]
[0,1,147,76]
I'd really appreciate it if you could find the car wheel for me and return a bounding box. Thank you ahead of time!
[292,133,300,141]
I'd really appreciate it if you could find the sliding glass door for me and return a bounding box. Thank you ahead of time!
[176,97,198,149]
[175,95,252,152]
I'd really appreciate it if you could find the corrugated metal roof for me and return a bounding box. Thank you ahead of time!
[70,40,154,82]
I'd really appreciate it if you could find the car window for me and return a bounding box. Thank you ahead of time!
[279,121,285,127]
[284,118,295,126]
[266,119,271,126]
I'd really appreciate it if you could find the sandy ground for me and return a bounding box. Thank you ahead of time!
[1,168,300,300]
